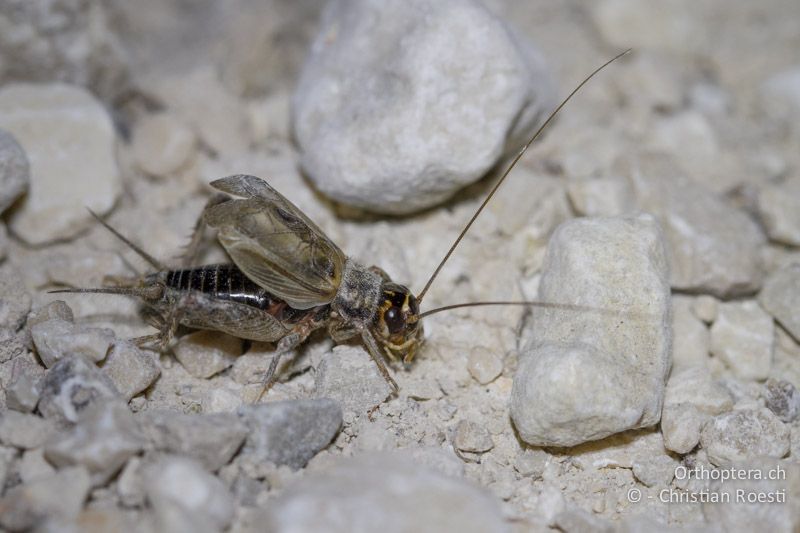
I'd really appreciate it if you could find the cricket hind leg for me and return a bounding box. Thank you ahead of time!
[179,193,230,267]
[254,332,308,403]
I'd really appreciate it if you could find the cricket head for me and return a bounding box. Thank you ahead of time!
[371,281,424,365]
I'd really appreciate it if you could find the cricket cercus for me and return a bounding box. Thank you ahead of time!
[54,50,631,400]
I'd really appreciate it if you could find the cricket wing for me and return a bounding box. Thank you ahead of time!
[204,175,346,309]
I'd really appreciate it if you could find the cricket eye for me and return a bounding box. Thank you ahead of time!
[384,306,405,334]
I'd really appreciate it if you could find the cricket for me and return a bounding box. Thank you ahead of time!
[53,51,631,400]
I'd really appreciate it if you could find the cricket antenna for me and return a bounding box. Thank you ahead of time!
[416,49,632,304]
[87,208,165,271]
[48,286,157,298]
[418,300,642,320]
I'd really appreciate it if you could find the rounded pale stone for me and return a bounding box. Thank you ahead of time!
[131,112,196,177]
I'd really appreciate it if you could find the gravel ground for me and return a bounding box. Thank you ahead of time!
[1,0,799,531]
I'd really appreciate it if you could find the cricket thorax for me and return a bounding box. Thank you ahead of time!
[332,258,383,328]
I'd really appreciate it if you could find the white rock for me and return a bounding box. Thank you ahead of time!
[292,0,555,214]
[757,177,800,246]
[647,111,719,182]
[763,379,800,423]
[512,214,671,447]
[38,356,120,425]
[0,83,121,245]
[0,466,91,531]
[700,408,790,465]
[0,411,55,449]
[31,318,116,368]
[760,65,800,118]
[691,294,718,324]
[263,452,508,533]
[619,152,765,297]
[671,296,710,370]
[144,456,235,532]
[131,112,196,178]
[453,420,494,453]
[172,330,241,379]
[759,264,800,341]
[0,129,29,214]
[566,175,635,217]
[102,341,161,401]
[313,345,393,415]
[703,458,800,532]
[44,402,143,485]
[710,301,774,381]
[0,263,32,331]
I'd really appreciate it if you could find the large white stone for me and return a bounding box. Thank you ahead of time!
[512,214,671,447]
[292,0,555,214]
[0,83,121,244]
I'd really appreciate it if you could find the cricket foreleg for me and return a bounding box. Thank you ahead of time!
[361,330,399,394]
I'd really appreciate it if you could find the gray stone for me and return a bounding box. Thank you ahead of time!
[566,175,635,217]
[759,264,800,341]
[137,410,248,471]
[710,301,774,381]
[313,345,392,415]
[0,328,27,364]
[26,301,74,330]
[263,452,508,533]
[691,294,718,324]
[763,379,800,423]
[238,398,342,469]
[512,214,671,447]
[117,457,145,508]
[757,177,800,246]
[671,295,710,370]
[31,318,115,368]
[44,402,143,485]
[619,152,765,297]
[0,466,91,531]
[102,341,161,401]
[0,263,32,331]
[660,405,705,456]
[0,83,121,245]
[466,347,504,385]
[453,420,494,453]
[761,65,800,118]
[632,453,678,487]
[143,456,235,532]
[513,449,549,478]
[293,0,555,214]
[0,446,16,494]
[0,411,54,449]
[6,370,42,413]
[172,330,240,379]
[702,458,800,532]
[38,356,120,425]
[17,448,56,485]
[700,408,790,466]
[0,129,29,214]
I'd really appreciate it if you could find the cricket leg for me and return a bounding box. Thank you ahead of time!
[180,193,229,266]
[361,330,399,394]
[254,332,307,403]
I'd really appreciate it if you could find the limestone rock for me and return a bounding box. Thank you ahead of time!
[0,83,121,244]
[763,379,800,423]
[293,0,555,213]
[172,331,241,379]
[512,214,671,447]
[710,301,774,381]
[0,263,32,331]
[102,342,161,401]
[759,264,800,341]
[131,112,196,178]
[757,177,800,246]
[38,356,120,425]
[313,345,392,415]
[700,408,790,465]
[31,319,115,368]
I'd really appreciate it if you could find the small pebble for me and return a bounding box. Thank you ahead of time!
[102,341,161,401]
[759,264,800,341]
[453,420,494,454]
[691,294,718,324]
[137,410,248,471]
[17,448,56,485]
[0,466,91,531]
[44,402,142,485]
[143,455,235,532]
[6,370,42,413]
[700,408,790,465]
[238,398,342,470]
[0,411,55,449]
[38,356,120,425]
[763,379,800,423]
[31,318,115,368]
[757,177,800,246]
[313,345,393,415]
[467,347,504,385]
[710,301,774,381]
[26,301,74,330]
[632,453,678,487]
[566,175,635,217]
[0,129,30,214]
[172,330,240,379]
[0,83,121,244]
[513,449,549,478]
[0,263,32,331]
[671,295,710,369]
[131,112,196,177]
